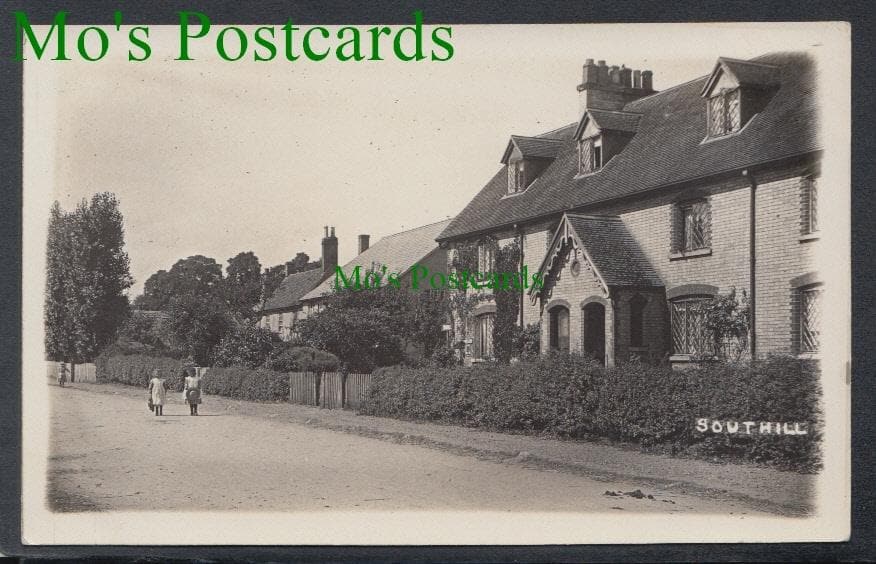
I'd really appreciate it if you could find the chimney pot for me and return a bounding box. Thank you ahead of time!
[330,226,335,237]
[641,70,653,91]
[609,65,621,84]
[633,69,642,89]
[620,66,632,88]
[358,234,370,254]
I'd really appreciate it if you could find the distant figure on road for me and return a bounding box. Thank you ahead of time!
[183,368,202,416]
[148,369,166,416]
[57,363,67,387]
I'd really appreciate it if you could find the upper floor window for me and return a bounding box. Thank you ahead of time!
[707,88,741,137]
[507,160,526,194]
[578,136,602,174]
[672,199,711,253]
[803,175,819,234]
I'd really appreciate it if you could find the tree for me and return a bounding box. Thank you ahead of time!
[493,239,521,363]
[211,322,277,368]
[223,251,262,320]
[260,252,320,307]
[135,255,224,310]
[297,284,449,372]
[164,294,233,365]
[44,193,133,363]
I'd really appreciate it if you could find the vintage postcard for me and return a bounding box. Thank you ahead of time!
[20,20,850,545]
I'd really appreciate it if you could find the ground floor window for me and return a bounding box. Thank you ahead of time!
[799,285,823,353]
[670,297,711,355]
[549,306,570,352]
[475,313,494,359]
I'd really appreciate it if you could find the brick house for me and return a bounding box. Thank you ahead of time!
[261,220,451,341]
[436,52,822,367]
[258,226,339,340]
[300,219,451,315]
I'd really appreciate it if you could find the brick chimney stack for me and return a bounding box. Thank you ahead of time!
[321,225,338,279]
[577,59,655,117]
[358,234,370,255]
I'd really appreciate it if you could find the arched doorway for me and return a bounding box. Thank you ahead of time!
[548,305,570,352]
[582,302,606,363]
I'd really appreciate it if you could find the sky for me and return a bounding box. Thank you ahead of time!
[24,22,836,297]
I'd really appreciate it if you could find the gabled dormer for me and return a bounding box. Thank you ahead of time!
[701,57,781,139]
[500,135,562,195]
[574,108,641,175]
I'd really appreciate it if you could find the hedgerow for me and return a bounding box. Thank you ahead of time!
[361,354,822,472]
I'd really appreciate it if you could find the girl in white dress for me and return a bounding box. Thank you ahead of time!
[147,369,166,416]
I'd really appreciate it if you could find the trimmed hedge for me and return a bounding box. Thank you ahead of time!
[202,366,289,402]
[264,346,340,373]
[97,353,290,402]
[96,353,186,391]
[361,354,822,472]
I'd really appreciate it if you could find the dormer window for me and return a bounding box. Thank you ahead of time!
[707,88,741,137]
[507,160,526,194]
[701,57,780,140]
[578,135,602,174]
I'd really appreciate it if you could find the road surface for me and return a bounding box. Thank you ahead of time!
[47,382,770,515]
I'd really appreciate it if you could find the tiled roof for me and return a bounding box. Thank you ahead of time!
[586,109,642,133]
[501,135,564,163]
[438,52,818,241]
[566,214,663,287]
[706,57,781,93]
[262,267,325,312]
[301,219,452,302]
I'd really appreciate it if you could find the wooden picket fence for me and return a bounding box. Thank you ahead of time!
[288,371,371,410]
[46,361,97,383]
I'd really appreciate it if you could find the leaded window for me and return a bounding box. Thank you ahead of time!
[578,136,602,174]
[800,285,823,353]
[507,160,526,194]
[670,297,711,355]
[707,88,741,137]
[681,201,709,251]
[477,242,494,273]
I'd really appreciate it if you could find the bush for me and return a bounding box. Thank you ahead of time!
[202,366,289,401]
[212,323,277,368]
[264,346,340,373]
[96,353,290,402]
[361,354,822,472]
[95,353,186,391]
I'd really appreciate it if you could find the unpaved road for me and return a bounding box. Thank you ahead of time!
[48,383,772,515]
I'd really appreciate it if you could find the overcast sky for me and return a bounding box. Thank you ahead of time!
[25,23,833,297]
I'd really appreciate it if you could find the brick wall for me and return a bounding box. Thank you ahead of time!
[446,162,819,360]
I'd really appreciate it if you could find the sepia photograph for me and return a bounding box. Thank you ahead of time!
[19,20,851,545]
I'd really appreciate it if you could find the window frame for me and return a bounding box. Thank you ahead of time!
[798,284,823,355]
[507,159,526,194]
[672,198,711,256]
[670,296,712,356]
[707,87,742,138]
[577,135,603,175]
[804,175,819,235]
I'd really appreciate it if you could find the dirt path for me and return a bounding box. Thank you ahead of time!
[46,382,786,516]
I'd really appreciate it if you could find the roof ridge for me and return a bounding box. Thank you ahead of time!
[379,218,452,239]
[718,56,780,68]
[534,122,577,139]
[566,212,621,221]
[588,108,643,116]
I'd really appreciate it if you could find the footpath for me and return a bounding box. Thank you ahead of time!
[67,381,814,516]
